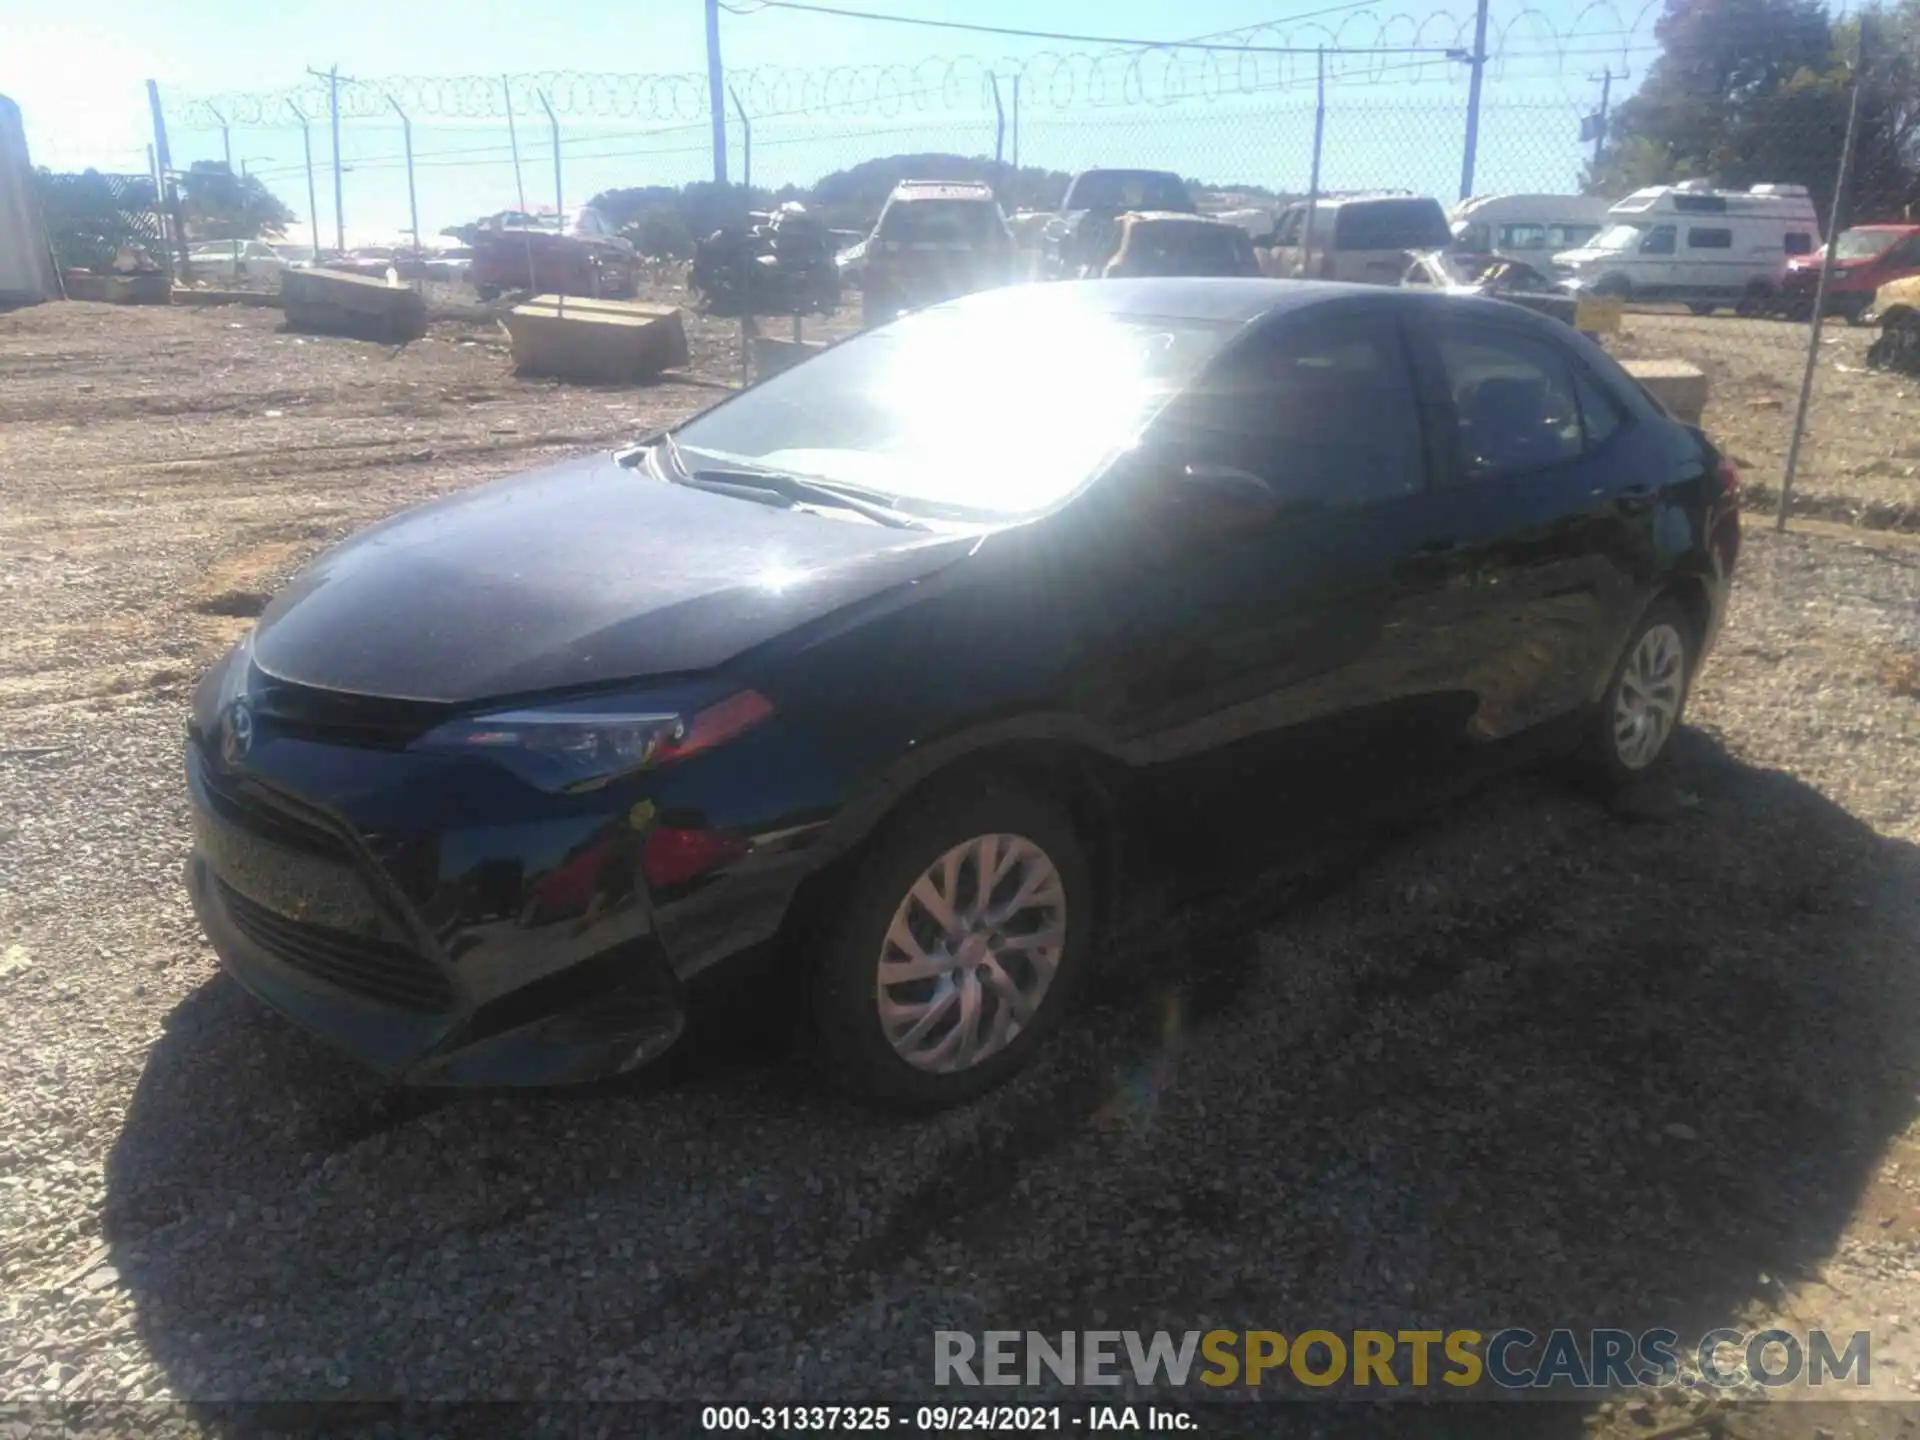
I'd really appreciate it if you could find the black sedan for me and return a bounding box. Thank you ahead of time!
[183,279,1740,1108]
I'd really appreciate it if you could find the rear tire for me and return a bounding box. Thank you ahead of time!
[1581,598,1695,793]
[807,780,1095,1111]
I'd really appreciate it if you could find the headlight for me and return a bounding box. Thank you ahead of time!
[411,689,773,793]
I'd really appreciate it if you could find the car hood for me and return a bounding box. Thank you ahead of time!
[250,452,978,704]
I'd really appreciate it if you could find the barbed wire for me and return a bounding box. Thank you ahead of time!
[174,1,1663,128]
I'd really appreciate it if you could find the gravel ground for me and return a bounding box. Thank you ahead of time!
[4,300,1920,1437]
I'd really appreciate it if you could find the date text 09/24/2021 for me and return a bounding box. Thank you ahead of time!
[700,1405,1195,1431]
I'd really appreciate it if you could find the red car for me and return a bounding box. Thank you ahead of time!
[1780,223,1920,323]
[468,207,639,301]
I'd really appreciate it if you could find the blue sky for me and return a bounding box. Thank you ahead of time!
[6,0,1663,240]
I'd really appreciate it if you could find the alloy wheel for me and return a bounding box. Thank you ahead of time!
[1613,622,1686,770]
[875,833,1067,1074]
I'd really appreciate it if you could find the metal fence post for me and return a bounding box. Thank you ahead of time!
[305,66,347,253]
[145,79,190,279]
[538,90,563,311]
[729,85,751,191]
[388,93,419,274]
[1300,48,1325,276]
[288,100,321,262]
[1458,0,1489,200]
[1778,26,1868,531]
[991,73,1006,200]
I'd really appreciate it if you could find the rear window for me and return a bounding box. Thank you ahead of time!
[1125,225,1256,273]
[879,199,1006,245]
[1333,199,1453,252]
[1070,173,1193,213]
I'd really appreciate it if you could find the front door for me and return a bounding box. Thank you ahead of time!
[1072,306,1498,827]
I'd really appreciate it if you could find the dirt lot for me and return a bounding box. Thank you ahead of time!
[1613,310,1920,531]
[3,299,1920,1436]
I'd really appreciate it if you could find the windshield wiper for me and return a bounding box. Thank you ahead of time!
[677,463,927,530]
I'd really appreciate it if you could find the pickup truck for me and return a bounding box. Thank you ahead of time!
[1036,169,1196,280]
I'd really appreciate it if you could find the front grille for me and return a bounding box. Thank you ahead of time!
[198,767,351,861]
[249,679,448,751]
[220,880,454,1012]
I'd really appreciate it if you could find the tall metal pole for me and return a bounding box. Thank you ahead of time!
[289,101,321,262]
[1458,0,1490,200]
[1778,25,1868,531]
[707,0,729,185]
[1300,48,1325,278]
[146,80,190,278]
[503,76,527,214]
[389,94,419,265]
[306,66,347,253]
[729,85,751,191]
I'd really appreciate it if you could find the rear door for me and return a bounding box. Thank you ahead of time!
[1406,313,1652,738]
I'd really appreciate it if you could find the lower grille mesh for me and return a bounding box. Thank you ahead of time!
[220,881,453,1012]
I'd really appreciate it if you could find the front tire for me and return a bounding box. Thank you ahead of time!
[808,781,1094,1110]
[1583,599,1695,791]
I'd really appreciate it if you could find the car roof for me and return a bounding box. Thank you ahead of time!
[1124,211,1232,225]
[889,181,995,201]
[1850,223,1920,233]
[950,277,1547,329]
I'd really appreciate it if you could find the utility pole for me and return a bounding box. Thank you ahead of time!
[307,65,348,253]
[1587,67,1623,175]
[207,105,232,174]
[288,100,322,261]
[1458,0,1490,201]
[1011,74,1020,175]
[707,0,729,185]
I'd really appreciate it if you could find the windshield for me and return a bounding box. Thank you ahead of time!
[668,290,1237,521]
[1835,228,1901,260]
[1589,222,1648,252]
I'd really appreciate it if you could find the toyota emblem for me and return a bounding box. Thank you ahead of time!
[221,701,254,765]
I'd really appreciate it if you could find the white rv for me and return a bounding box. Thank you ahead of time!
[1449,193,1612,270]
[1552,181,1821,313]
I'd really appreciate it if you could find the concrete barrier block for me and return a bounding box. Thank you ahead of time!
[64,273,172,305]
[1620,358,1709,427]
[281,267,428,343]
[502,296,690,383]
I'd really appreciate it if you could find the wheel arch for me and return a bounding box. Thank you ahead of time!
[780,727,1129,970]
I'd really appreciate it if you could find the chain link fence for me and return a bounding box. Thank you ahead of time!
[116,25,1920,533]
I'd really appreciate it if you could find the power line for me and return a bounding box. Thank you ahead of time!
[717,0,1465,55]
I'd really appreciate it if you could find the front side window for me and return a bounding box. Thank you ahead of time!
[1272,208,1305,247]
[1162,315,1426,507]
[1640,225,1677,256]
[1435,325,1584,481]
[1548,222,1602,249]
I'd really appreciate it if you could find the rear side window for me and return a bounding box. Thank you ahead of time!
[1434,325,1585,480]
[1272,208,1305,247]
[1688,227,1733,249]
[1332,200,1452,253]
[1496,222,1548,250]
[1784,232,1815,255]
[1548,222,1601,248]
[1168,316,1426,506]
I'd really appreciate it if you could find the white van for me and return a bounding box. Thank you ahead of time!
[1260,192,1453,284]
[1552,181,1821,313]
[1450,193,1612,270]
